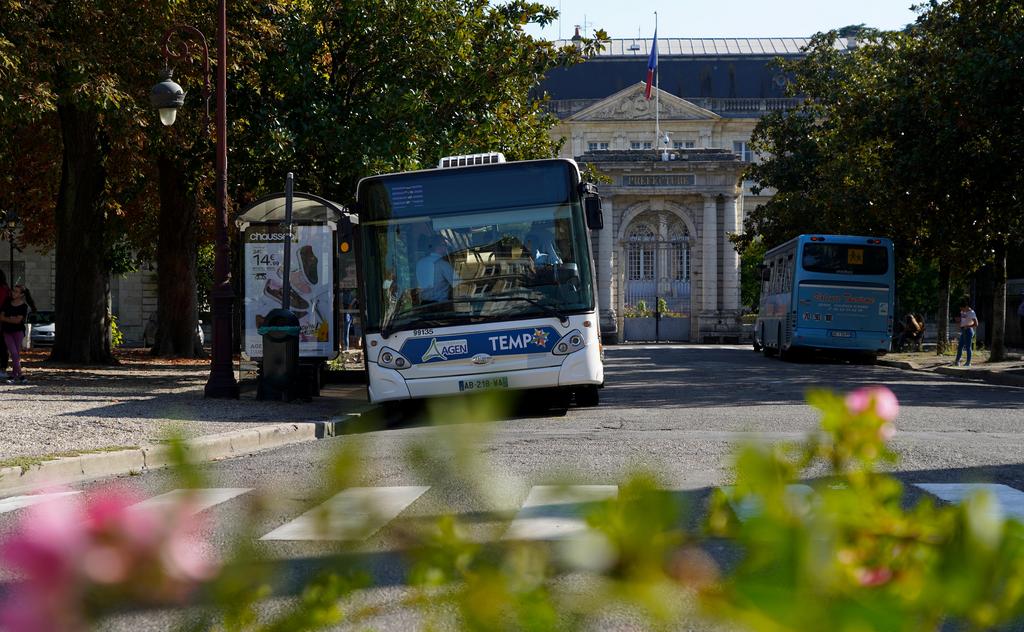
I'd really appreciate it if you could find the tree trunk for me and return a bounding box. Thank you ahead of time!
[152,154,205,358]
[990,241,1007,362]
[936,262,951,355]
[50,101,114,365]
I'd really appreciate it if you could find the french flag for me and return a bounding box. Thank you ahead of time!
[644,30,657,100]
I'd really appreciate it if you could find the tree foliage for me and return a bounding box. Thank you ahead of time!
[740,2,1024,355]
[0,0,598,362]
[230,0,604,205]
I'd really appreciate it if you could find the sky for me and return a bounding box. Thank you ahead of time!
[522,0,921,40]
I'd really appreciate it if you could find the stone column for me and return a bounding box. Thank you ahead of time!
[702,195,718,315]
[597,198,616,339]
[722,195,741,312]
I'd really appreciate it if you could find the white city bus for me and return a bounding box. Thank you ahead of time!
[354,153,605,407]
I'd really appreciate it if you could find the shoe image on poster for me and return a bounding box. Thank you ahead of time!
[299,245,319,285]
[264,278,310,310]
[276,265,312,295]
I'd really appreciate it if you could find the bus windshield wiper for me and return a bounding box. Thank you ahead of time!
[465,296,570,326]
[380,300,477,339]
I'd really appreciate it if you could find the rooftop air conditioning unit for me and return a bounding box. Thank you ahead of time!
[437,152,507,169]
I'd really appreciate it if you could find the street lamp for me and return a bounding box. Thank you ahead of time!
[150,2,239,399]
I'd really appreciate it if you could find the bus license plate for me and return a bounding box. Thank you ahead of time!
[459,376,509,392]
[830,330,854,338]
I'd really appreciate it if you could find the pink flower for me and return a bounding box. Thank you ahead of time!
[0,491,87,586]
[0,486,220,629]
[856,566,893,586]
[846,386,900,422]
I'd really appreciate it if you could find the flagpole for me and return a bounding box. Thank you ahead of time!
[654,11,659,153]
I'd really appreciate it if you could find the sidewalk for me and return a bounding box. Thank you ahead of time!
[0,348,370,495]
[878,349,1024,388]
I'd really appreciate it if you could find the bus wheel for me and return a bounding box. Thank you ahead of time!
[777,325,788,360]
[575,385,600,407]
[762,324,777,357]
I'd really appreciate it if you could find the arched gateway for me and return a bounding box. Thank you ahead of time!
[621,210,692,342]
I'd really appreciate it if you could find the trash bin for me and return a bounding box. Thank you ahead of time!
[257,308,301,401]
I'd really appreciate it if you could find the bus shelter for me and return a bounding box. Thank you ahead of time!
[235,192,359,390]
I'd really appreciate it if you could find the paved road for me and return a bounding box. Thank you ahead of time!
[3,345,1023,629]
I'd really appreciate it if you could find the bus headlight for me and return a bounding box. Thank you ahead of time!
[378,347,411,370]
[552,329,586,356]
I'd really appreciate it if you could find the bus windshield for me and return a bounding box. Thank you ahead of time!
[360,203,594,335]
[802,243,889,275]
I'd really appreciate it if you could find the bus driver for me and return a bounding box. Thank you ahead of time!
[524,225,562,266]
[415,237,457,303]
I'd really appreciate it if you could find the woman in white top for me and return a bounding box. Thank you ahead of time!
[954,299,979,367]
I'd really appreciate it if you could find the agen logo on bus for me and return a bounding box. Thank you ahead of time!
[421,338,469,362]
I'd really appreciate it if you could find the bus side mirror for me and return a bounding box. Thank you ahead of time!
[579,181,604,230]
[758,264,770,281]
[584,196,604,230]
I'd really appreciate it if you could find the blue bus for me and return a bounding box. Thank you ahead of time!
[754,234,895,360]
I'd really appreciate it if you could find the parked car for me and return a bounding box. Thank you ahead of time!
[28,310,56,346]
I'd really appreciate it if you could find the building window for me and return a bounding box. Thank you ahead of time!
[673,140,696,149]
[630,141,653,150]
[627,224,656,281]
[667,224,690,282]
[587,141,609,152]
[733,140,753,162]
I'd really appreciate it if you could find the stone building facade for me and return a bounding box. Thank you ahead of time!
[0,237,159,345]
[540,37,829,342]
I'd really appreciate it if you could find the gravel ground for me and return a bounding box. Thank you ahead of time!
[0,348,367,461]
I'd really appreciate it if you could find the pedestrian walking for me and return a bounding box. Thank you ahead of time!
[342,289,354,352]
[0,284,30,383]
[0,270,9,379]
[954,298,978,367]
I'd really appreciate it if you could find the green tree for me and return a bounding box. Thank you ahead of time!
[229,0,604,206]
[147,1,282,359]
[0,0,174,364]
[740,17,1014,355]
[739,238,766,311]
[908,0,1024,360]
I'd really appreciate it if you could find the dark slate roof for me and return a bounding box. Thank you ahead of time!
[539,37,848,103]
[555,37,823,57]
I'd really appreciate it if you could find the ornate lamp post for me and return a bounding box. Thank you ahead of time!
[150,2,239,399]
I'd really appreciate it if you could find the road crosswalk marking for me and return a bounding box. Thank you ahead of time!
[9,483,1024,542]
[0,490,81,515]
[503,485,618,541]
[260,486,430,542]
[726,484,815,522]
[129,488,252,516]
[914,483,1024,520]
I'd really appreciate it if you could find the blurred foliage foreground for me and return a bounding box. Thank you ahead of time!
[3,387,1024,631]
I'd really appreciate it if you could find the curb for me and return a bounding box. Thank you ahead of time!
[878,359,1024,388]
[0,411,368,497]
[932,366,1024,388]
[877,359,917,371]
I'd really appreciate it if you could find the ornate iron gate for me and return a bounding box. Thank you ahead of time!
[622,232,691,342]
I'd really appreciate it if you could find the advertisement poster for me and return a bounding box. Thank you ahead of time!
[243,224,334,359]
